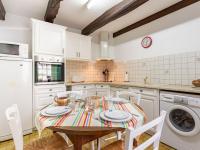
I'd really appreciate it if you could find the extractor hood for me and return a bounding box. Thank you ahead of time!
[96,31,114,61]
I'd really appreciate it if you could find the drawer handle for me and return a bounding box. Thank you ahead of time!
[49,89,52,91]
[101,85,103,87]
[49,95,53,97]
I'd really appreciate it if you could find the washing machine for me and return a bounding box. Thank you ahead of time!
[160,91,200,150]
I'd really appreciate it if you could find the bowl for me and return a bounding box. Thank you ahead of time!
[55,98,70,106]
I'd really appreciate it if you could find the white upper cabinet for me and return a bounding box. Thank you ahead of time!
[32,19,66,56]
[65,31,91,61]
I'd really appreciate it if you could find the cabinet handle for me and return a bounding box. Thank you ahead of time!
[79,52,80,57]
[49,95,53,97]
[49,89,52,91]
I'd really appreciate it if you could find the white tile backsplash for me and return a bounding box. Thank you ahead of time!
[110,51,199,86]
[66,51,199,86]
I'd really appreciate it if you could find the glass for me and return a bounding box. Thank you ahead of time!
[85,97,95,112]
[169,109,195,132]
[35,62,64,83]
[0,43,19,55]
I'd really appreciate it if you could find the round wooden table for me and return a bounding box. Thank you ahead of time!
[48,126,125,150]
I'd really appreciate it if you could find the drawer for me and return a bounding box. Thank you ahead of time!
[96,91,110,97]
[96,84,110,89]
[35,85,66,94]
[35,93,55,108]
[129,87,158,97]
[72,84,96,90]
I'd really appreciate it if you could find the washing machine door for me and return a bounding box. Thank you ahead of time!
[166,105,200,136]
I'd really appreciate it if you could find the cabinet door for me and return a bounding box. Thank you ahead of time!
[33,20,66,56]
[65,32,80,59]
[86,89,96,97]
[39,23,65,55]
[140,99,154,121]
[79,35,91,60]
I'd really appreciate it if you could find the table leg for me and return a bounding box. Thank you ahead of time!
[73,144,82,150]
[67,135,83,150]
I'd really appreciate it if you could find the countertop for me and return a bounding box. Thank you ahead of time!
[66,81,200,94]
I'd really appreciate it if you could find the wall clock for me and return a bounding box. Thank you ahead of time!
[141,36,152,48]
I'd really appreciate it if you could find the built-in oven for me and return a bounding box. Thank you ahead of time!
[34,55,64,85]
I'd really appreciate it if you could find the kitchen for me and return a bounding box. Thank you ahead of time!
[0,0,200,150]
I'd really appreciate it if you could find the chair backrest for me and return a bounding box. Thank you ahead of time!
[56,91,87,99]
[125,110,167,150]
[116,90,141,105]
[5,104,23,150]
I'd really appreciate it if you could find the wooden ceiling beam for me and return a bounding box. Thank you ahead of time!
[81,0,149,35]
[113,0,200,38]
[44,0,63,23]
[0,0,6,20]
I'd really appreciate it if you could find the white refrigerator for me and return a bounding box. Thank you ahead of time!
[0,57,33,141]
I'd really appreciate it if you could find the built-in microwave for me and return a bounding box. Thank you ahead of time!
[34,55,65,85]
[0,41,29,58]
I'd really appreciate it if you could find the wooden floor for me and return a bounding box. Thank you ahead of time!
[0,129,175,150]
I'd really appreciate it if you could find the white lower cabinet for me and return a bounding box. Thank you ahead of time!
[71,84,96,96]
[129,87,159,122]
[33,84,66,127]
[71,84,110,97]
[140,99,154,121]
[110,86,129,97]
[96,85,110,97]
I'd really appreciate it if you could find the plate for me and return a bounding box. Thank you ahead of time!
[104,110,129,120]
[99,111,132,123]
[40,107,72,117]
[45,106,70,115]
[105,97,129,103]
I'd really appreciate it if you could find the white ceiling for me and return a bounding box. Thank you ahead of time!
[2,0,49,19]
[2,0,198,35]
[93,0,182,35]
[55,0,123,29]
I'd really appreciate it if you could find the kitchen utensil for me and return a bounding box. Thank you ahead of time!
[54,96,70,106]
[40,106,72,117]
[99,111,132,123]
[104,110,130,120]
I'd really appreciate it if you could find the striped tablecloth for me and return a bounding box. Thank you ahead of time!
[35,97,145,135]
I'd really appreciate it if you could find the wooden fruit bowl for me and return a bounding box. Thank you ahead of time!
[192,80,200,87]
[55,98,70,106]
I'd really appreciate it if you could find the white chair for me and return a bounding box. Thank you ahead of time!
[102,110,167,150]
[5,104,69,150]
[96,90,142,150]
[116,90,141,140]
[116,90,141,105]
[56,91,87,99]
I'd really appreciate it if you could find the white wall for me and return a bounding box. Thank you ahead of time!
[0,13,31,45]
[114,3,200,61]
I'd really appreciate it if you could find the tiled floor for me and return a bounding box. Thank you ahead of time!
[0,129,175,150]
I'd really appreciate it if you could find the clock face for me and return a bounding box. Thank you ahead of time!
[141,36,152,48]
